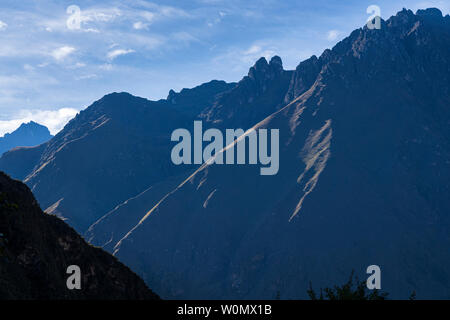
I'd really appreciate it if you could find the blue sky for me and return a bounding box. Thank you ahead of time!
[0,0,449,135]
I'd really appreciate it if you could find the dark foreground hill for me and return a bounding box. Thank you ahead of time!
[0,121,52,156]
[0,171,159,299]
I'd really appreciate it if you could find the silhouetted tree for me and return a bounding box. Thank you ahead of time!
[307,270,388,300]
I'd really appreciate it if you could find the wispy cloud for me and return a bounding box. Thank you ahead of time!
[107,49,135,60]
[80,7,122,24]
[68,62,86,69]
[75,74,98,80]
[133,2,190,19]
[133,21,150,30]
[42,6,121,33]
[244,45,263,55]
[1,0,449,119]
[213,43,276,71]
[51,46,76,60]
[326,29,340,41]
[171,31,200,44]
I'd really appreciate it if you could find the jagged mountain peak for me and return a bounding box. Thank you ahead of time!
[200,55,292,128]
[269,55,283,70]
[248,55,285,80]
[393,7,445,22]
[17,121,41,129]
[416,7,443,18]
[4,121,50,137]
[385,7,448,31]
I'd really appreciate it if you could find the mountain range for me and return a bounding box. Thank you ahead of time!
[0,8,449,299]
[0,121,53,156]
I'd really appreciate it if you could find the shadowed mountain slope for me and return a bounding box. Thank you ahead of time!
[86,56,296,249]
[0,81,235,233]
[200,56,293,129]
[0,171,159,299]
[102,8,450,299]
[0,55,294,235]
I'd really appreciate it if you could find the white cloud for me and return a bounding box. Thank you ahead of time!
[244,45,262,55]
[327,30,340,41]
[241,44,276,63]
[134,3,189,19]
[41,5,178,34]
[83,28,100,33]
[0,20,7,30]
[107,48,135,60]
[52,7,121,32]
[80,7,122,24]
[75,74,97,80]
[0,108,79,136]
[51,46,76,61]
[133,21,149,30]
[206,14,223,28]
